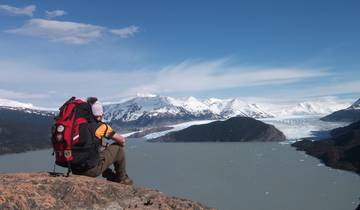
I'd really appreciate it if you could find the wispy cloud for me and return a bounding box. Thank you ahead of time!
[291,80,360,98]
[0,59,339,105]
[124,59,330,95]
[110,26,139,38]
[5,19,105,44]
[45,10,66,19]
[5,18,140,44]
[0,4,35,16]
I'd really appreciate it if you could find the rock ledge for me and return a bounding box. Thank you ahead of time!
[0,172,214,210]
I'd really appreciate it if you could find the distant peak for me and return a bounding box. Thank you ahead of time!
[135,93,158,98]
[207,97,222,101]
[228,98,246,105]
[186,96,199,101]
[350,98,360,108]
[0,98,34,109]
[0,98,56,111]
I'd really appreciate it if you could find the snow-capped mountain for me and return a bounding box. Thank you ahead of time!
[182,96,210,114]
[203,98,228,114]
[104,95,353,127]
[275,98,350,117]
[104,95,192,122]
[0,98,35,109]
[321,98,360,122]
[220,98,275,118]
[103,95,274,128]
[348,98,360,109]
[0,98,55,116]
[0,95,353,129]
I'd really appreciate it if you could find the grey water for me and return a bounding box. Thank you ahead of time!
[0,140,359,210]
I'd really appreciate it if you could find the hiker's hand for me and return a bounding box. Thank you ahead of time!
[119,137,125,147]
[112,133,126,146]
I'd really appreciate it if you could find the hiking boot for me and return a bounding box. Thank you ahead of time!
[119,175,134,185]
[110,174,134,185]
[103,169,133,185]
[102,168,116,181]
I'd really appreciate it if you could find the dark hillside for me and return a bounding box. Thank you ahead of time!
[0,108,54,155]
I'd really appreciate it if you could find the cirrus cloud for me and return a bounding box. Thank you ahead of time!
[45,10,66,19]
[5,18,140,44]
[0,4,36,17]
[0,58,340,106]
[5,18,105,44]
[110,26,139,38]
[122,59,331,95]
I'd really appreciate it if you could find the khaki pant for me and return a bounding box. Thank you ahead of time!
[74,143,126,179]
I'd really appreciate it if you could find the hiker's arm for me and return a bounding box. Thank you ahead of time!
[96,124,125,145]
[111,133,126,146]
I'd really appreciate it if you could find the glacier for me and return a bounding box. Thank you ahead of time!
[261,116,350,140]
[138,116,351,141]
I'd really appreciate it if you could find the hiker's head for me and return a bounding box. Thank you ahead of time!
[91,101,104,121]
[87,97,98,105]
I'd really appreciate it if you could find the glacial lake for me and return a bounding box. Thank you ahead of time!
[0,140,359,210]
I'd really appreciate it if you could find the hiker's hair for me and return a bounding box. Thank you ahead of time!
[87,97,98,105]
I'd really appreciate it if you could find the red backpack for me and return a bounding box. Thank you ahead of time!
[51,97,94,176]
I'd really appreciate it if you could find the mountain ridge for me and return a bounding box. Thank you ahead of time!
[321,98,360,122]
[104,95,351,129]
[0,95,351,119]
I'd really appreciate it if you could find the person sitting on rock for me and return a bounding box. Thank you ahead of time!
[72,98,133,185]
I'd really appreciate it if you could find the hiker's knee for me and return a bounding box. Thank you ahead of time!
[110,143,124,153]
[106,143,125,161]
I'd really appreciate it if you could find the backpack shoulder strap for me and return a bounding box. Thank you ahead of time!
[103,123,109,138]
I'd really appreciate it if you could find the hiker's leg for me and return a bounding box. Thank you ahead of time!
[113,145,126,179]
[101,143,127,179]
[73,159,103,177]
[72,144,125,178]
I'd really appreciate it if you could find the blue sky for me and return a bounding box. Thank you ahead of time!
[0,0,359,107]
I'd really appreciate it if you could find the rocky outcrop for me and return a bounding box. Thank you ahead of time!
[149,117,286,142]
[292,120,360,174]
[0,172,214,210]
